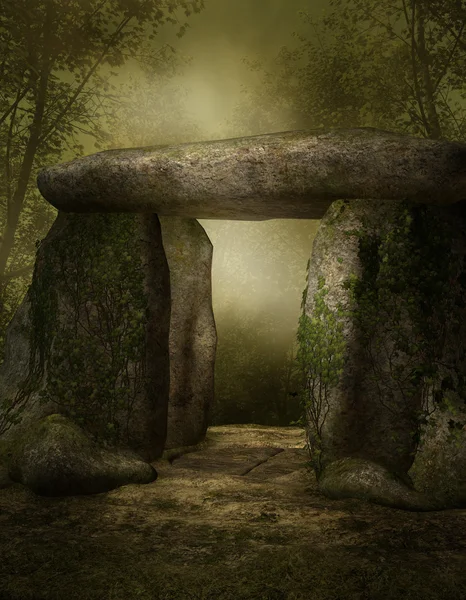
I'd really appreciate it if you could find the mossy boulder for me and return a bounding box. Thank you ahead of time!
[7,414,157,496]
[0,212,217,457]
[0,212,171,461]
[318,457,439,511]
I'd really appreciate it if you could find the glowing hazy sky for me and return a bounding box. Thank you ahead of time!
[145,0,331,135]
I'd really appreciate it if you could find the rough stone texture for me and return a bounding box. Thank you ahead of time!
[408,203,466,509]
[304,199,422,477]
[0,214,70,440]
[0,212,170,462]
[409,411,466,509]
[8,414,157,496]
[36,128,466,220]
[318,458,438,511]
[160,217,217,449]
[303,199,466,510]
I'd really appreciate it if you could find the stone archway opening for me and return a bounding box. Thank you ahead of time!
[199,217,318,429]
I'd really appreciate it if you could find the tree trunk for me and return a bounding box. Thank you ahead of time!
[416,2,443,139]
[0,8,53,292]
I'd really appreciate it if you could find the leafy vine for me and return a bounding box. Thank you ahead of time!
[0,214,148,445]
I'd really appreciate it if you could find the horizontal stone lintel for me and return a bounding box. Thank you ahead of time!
[37,128,466,220]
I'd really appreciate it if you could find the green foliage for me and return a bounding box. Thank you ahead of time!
[0,0,205,365]
[211,315,303,427]
[295,202,466,470]
[296,272,346,476]
[1,214,148,444]
[343,203,466,454]
[230,0,466,141]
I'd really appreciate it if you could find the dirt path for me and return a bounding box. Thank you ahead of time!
[0,424,466,600]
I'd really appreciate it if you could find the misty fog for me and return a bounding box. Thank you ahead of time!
[3,0,464,425]
[80,0,328,425]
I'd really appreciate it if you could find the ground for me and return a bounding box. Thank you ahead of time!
[0,424,465,600]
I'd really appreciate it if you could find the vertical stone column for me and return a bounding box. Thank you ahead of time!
[408,202,466,508]
[302,199,444,510]
[134,214,171,460]
[0,212,171,462]
[160,217,217,449]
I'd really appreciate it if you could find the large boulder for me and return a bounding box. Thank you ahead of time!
[7,414,157,496]
[36,129,466,219]
[0,212,171,461]
[301,198,466,510]
[160,217,217,449]
[318,458,438,511]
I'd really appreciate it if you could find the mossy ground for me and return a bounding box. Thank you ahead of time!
[0,425,465,600]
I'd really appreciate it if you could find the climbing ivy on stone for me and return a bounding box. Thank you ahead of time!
[296,265,346,476]
[0,236,60,435]
[343,202,466,455]
[24,214,148,445]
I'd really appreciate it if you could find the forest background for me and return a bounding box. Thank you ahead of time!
[0,0,465,427]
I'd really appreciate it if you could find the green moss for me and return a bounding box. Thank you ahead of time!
[5,215,149,445]
[295,201,466,477]
[343,202,466,454]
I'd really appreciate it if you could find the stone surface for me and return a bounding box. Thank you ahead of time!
[303,199,419,477]
[160,217,217,449]
[37,128,466,220]
[407,203,466,508]
[318,457,438,511]
[171,446,284,475]
[8,414,157,496]
[303,198,466,510]
[0,212,170,462]
[409,409,466,509]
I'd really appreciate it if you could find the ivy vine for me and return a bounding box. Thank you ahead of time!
[0,214,148,444]
[343,203,466,454]
[295,201,466,473]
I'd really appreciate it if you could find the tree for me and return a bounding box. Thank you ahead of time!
[230,0,466,141]
[0,0,204,358]
[112,67,202,147]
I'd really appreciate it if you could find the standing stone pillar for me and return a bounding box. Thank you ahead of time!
[160,217,217,449]
[302,199,466,510]
[0,212,171,461]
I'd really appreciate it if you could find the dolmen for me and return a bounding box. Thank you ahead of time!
[0,127,465,506]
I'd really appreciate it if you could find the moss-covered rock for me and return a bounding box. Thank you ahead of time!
[409,405,466,509]
[0,211,218,460]
[301,199,466,510]
[319,457,439,511]
[8,414,157,496]
[0,212,170,461]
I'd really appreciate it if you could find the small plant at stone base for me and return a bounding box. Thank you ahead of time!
[295,265,346,478]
